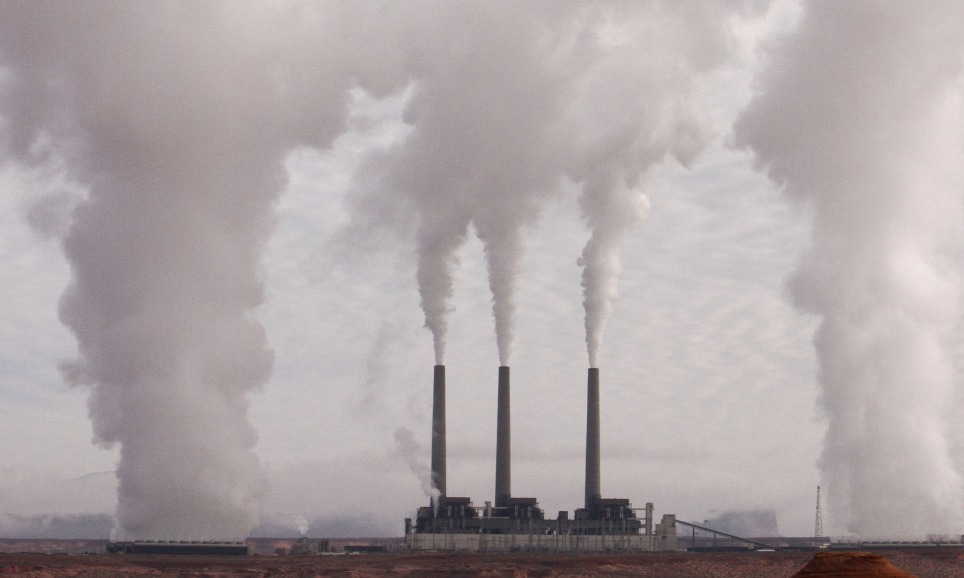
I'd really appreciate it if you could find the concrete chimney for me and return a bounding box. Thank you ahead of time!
[495,365,511,507]
[431,365,446,499]
[585,367,601,509]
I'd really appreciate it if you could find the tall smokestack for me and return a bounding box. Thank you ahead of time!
[585,367,601,509]
[495,366,511,507]
[431,365,446,500]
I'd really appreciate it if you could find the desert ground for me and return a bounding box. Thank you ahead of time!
[1,549,963,578]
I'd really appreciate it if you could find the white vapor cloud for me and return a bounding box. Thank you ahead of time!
[4,1,963,543]
[736,1,964,536]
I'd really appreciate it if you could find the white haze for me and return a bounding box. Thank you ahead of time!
[0,1,398,540]
[2,0,964,541]
[293,515,309,537]
[343,2,764,368]
[735,1,964,536]
[393,427,440,507]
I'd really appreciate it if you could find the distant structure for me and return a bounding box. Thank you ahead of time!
[815,485,823,538]
[406,366,679,552]
[106,541,249,556]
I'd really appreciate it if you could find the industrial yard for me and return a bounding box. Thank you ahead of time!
[2,548,964,577]
[405,365,681,554]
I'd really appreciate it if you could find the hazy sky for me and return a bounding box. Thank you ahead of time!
[1,0,962,540]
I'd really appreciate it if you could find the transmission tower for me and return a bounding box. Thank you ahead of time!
[814,485,824,537]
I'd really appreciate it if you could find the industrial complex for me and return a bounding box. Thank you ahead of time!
[404,365,680,552]
[97,365,861,556]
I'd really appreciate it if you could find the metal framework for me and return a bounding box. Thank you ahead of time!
[675,520,782,551]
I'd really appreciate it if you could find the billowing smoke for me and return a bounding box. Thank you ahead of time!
[0,2,387,540]
[355,3,574,366]
[568,4,749,368]
[0,0,784,541]
[293,515,310,538]
[393,427,440,507]
[348,3,758,367]
[735,2,964,535]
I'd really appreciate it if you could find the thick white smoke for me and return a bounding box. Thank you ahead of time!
[352,2,575,366]
[347,2,759,367]
[0,0,793,540]
[0,2,387,540]
[292,515,309,537]
[735,2,964,535]
[568,4,747,368]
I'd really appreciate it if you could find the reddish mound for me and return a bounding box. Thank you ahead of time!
[791,552,918,577]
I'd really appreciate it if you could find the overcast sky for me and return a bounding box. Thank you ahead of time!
[2,0,962,541]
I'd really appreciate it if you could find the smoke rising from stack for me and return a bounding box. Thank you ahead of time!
[357,2,573,367]
[345,3,755,367]
[579,193,647,369]
[293,515,309,537]
[569,4,742,368]
[735,2,964,535]
[0,2,388,540]
[1,1,774,539]
[394,427,441,506]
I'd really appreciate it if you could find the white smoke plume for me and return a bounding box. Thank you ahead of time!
[353,2,575,366]
[735,2,964,535]
[292,515,310,538]
[567,4,751,368]
[346,2,760,367]
[0,0,783,541]
[0,2,388,540]
[393,427,440,507]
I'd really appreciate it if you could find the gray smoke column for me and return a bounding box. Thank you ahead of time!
[495,366,511,507]
[345,3,756,368]
[417,219,470,365]
[0,3,375,540]
[735,2,964,535]
[364,2,572,367]
[568,4,743,368]
[479,224,525,366]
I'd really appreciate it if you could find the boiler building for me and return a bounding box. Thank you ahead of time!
[405,365,679,552]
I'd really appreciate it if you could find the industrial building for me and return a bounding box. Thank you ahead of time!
[405,365,679,552]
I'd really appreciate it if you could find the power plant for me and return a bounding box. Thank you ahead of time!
[405,365,679,552]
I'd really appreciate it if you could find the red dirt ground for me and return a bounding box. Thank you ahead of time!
[791,551,921,577]
[1,549,962,578]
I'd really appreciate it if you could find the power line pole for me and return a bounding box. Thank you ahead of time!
[814,485,823,537]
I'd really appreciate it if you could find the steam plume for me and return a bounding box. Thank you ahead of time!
[417,219,470,365]
[348,2,755,367]
[361,2,572,366]
[735,2,964,535]
[568,4,739,368]
[578,179,650,369]
[0,2,371,540]
[293,515,309,537]
[393,427,441,506]
[0,0,776,540]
